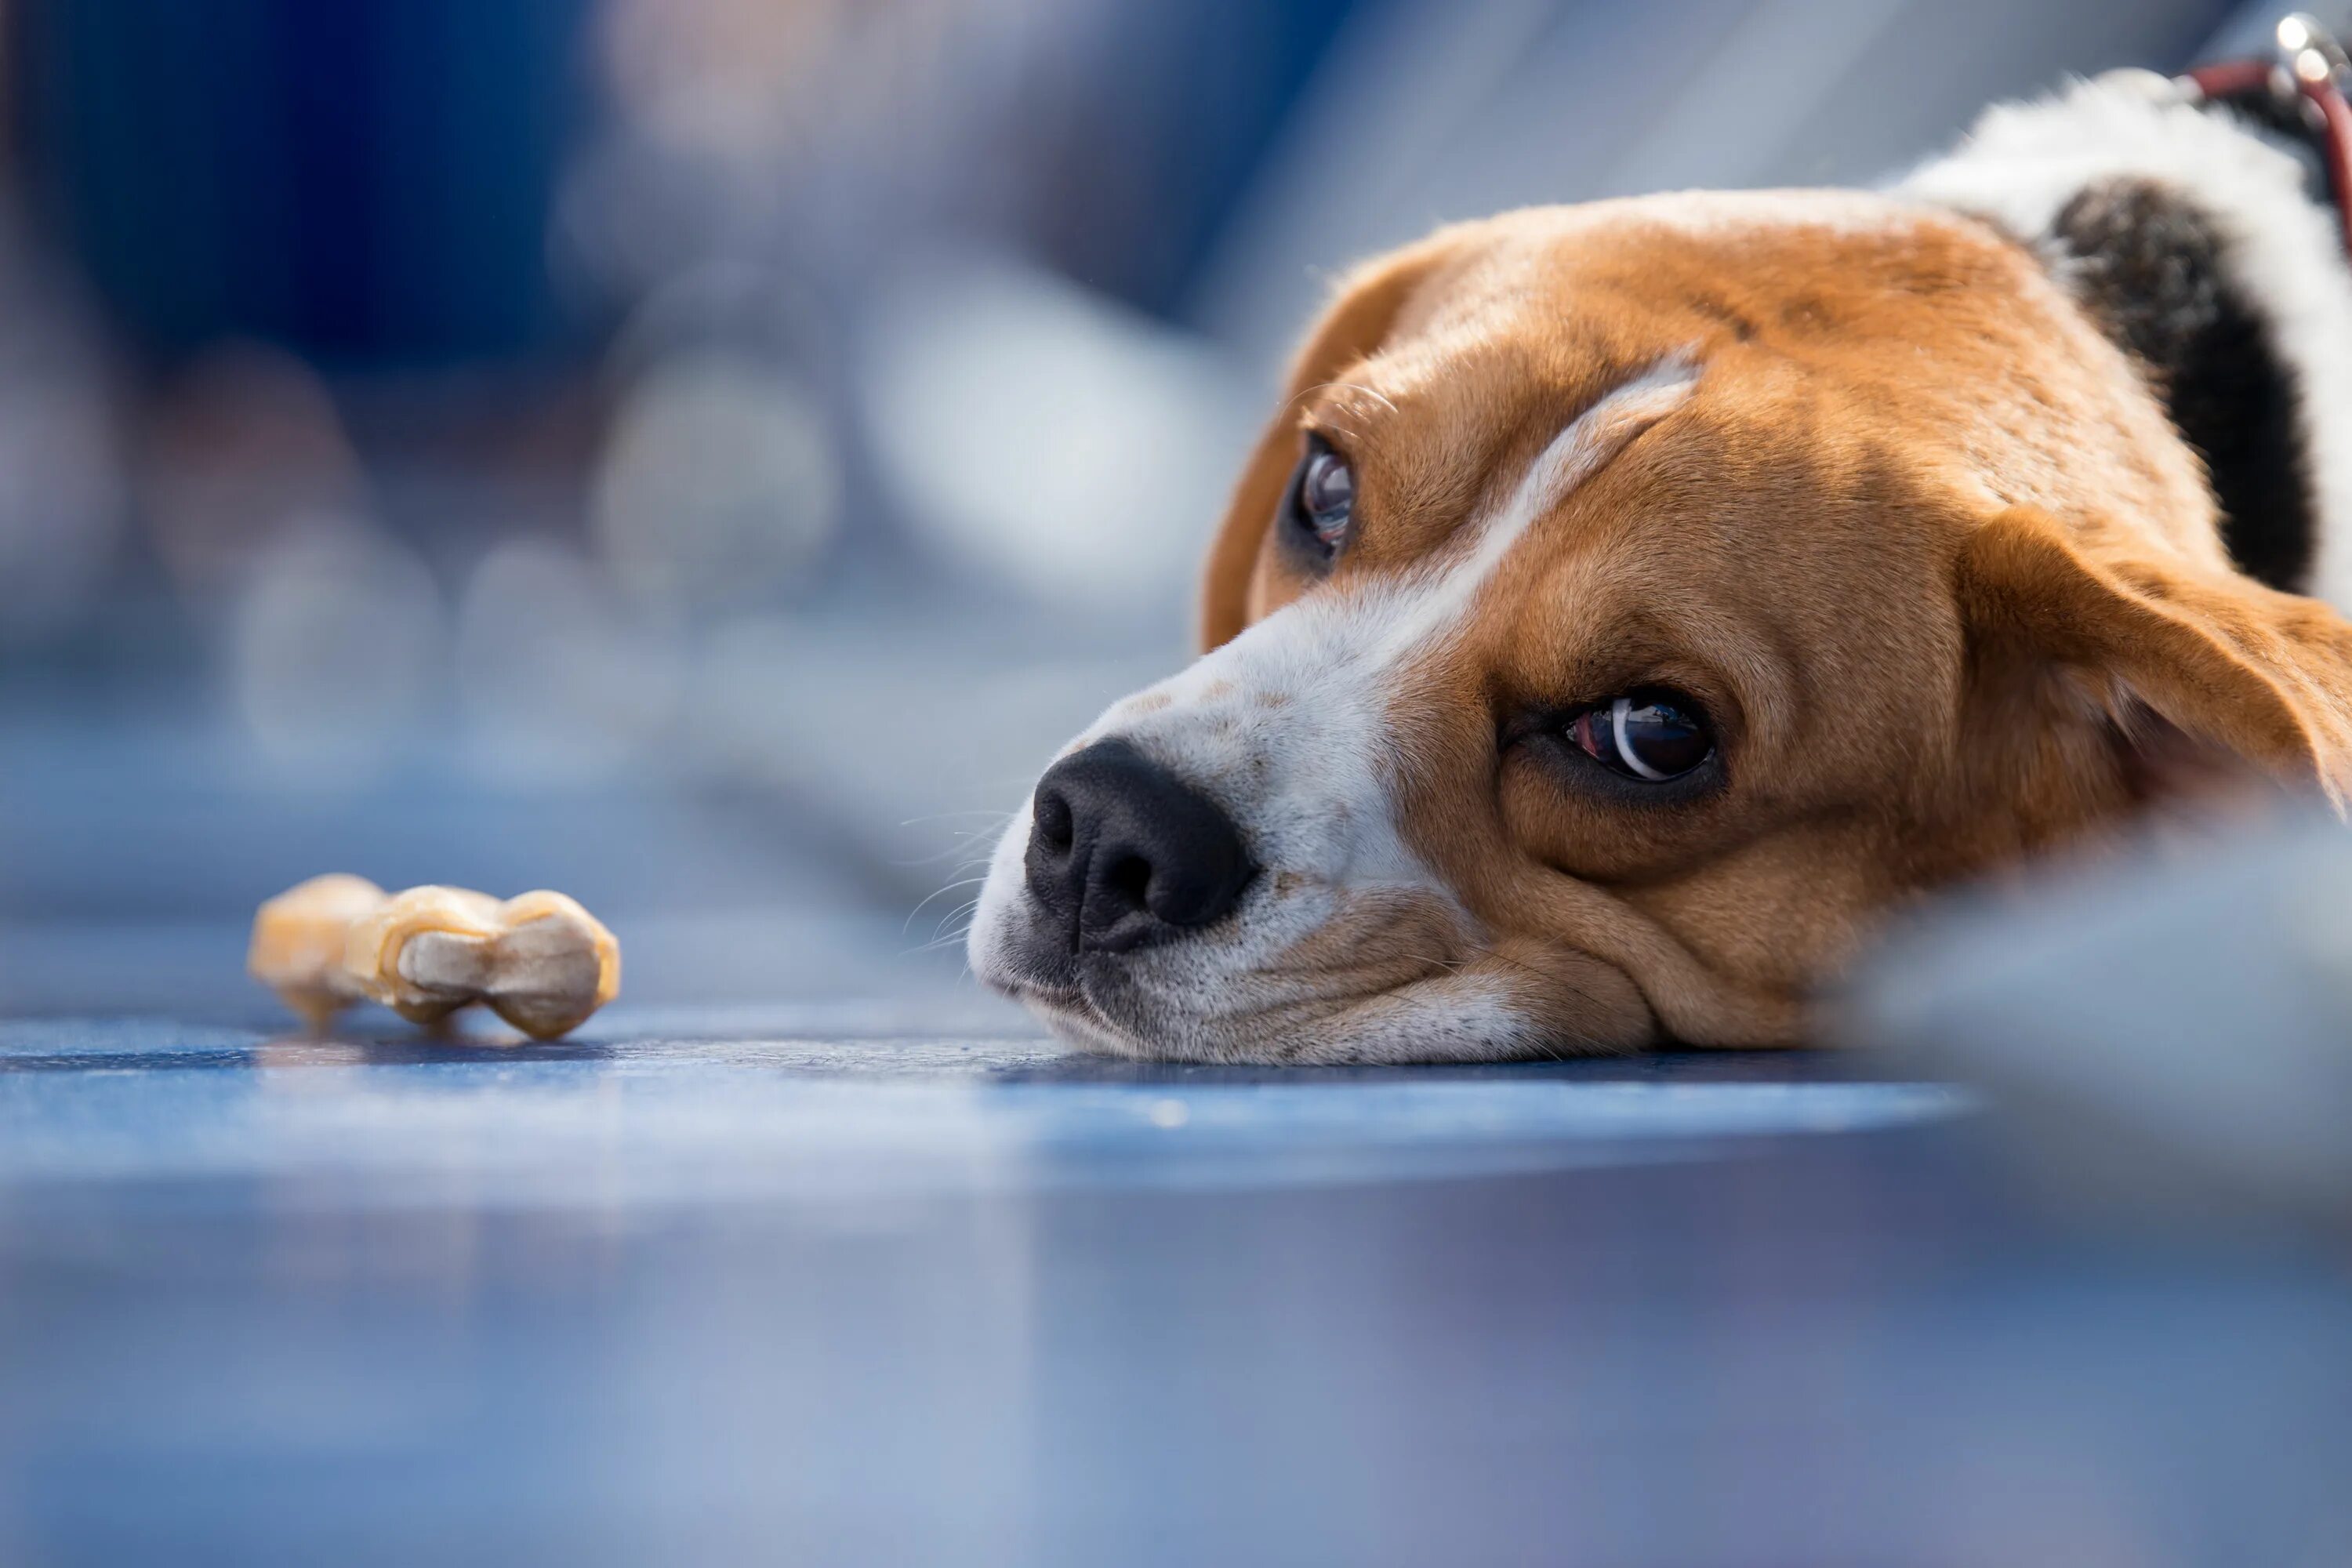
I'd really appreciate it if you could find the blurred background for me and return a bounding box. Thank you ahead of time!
[0,0,2289,1014]
[13,8,2352,1566]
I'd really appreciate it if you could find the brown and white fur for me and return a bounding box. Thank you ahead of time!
[970,74,2352,1062]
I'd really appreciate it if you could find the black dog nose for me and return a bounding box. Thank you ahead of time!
[1025,739,1255,953]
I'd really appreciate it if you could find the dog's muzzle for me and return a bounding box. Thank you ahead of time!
[1022,739,1257,956]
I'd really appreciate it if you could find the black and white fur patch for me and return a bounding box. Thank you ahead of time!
[2050,173,2315,589]
[1901,73,2352,608]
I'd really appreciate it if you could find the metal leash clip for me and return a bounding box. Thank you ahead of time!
[2172,13,2352,259]
[2178,13,2349,121]
[2276,13,2352,96]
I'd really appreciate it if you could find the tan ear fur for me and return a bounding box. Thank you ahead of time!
[1198,236,1460,650]
[1957,507,2352,812]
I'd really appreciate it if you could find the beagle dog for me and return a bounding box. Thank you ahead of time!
[970,74,2352,1062]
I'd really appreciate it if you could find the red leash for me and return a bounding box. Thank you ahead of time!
[2184,15,2352,258]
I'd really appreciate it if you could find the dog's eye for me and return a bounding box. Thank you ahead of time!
[1287,437,1355,552]
[1566,693,1713,781]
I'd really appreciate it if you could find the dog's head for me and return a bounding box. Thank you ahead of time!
[971,192,2352,1062]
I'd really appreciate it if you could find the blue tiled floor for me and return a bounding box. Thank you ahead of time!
[5,1008,2350,1567]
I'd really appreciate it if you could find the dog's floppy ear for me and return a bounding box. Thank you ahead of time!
[1957,506,2352,811]
[1198,236,1460,650]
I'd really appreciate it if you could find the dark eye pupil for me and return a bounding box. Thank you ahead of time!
[1297,448,1353,543]
[1616,698,1710,779]
[1567,693,1713,782]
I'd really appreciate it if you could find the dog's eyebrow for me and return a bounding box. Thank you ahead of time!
[1505,355,1701,529]
[1368,355,1702,664]
[1465,358,1701,583]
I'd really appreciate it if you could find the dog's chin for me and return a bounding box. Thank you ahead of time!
[977,956,1236,1063]
[1011,988,1168,1061]
[978,938,1617,1066]
[971,862,1657,1064]
[991,979,1307,1065]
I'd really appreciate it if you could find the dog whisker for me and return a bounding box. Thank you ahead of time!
[902,877,988,936]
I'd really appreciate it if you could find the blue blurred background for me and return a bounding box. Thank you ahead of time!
[0,0,2274,1009]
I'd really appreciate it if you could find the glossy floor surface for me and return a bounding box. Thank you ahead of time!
[5,1004,2350,1567]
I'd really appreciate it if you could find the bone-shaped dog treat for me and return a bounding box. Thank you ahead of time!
[248,875,620,1039]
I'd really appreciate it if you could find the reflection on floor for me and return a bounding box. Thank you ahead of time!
[4,1010,2348,1567]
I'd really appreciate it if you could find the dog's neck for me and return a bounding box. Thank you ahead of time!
[1901,74,2352,608]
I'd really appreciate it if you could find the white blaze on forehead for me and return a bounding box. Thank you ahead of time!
[1371,353,1700,666]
